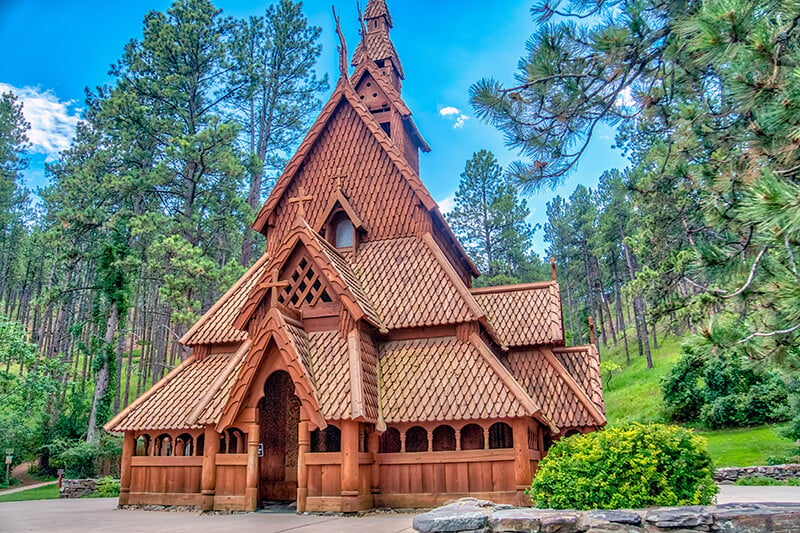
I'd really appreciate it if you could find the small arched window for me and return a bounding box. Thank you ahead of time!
[176,433,194,456]
[460,424,484,451]
[311,425,342,452]
[155,434,172,456]
[334,218,354,248]
[405,426,428,452]
[488,423,513,449]
[379,427,401,453]
[135,434,151,457]
[432,425,456,452]
[220,428,246,454]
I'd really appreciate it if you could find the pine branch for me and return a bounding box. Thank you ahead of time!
[709,246,768,299]
[736,324,800,345]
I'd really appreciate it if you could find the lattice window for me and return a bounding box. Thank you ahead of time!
[277,257,333,307]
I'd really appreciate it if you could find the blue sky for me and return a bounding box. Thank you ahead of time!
[0,0,627,254]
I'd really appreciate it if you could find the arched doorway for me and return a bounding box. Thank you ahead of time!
[259,371,301,504]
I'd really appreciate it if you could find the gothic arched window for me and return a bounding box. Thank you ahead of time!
[335,218,355,248]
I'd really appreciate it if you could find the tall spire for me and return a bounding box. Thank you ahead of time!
[352,0,404,87]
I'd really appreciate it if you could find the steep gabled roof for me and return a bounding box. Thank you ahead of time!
[363,0,392,25]
[103,349,245,433]
[378,333,550,426]
[219,308,326,431]
[235,221,382,331]
[472,282,564,347]
[506,347,606,429]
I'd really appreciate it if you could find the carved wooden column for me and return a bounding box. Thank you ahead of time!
[245,422,260,512]
[119,432,134,506]
[512,418,532,493]
[200,425,219,511]
[368,429,380,499]
[296,418,310,513]
[340,420,360,512]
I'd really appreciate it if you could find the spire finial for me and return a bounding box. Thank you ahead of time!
[332,6,348,78]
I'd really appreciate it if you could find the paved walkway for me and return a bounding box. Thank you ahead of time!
[0,480,57,496]
[0,498,416,533]
[3,486,800,533]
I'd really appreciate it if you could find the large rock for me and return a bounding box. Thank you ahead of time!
[490,509,581,533]
[644,507,712,528]
[413,498,496,533]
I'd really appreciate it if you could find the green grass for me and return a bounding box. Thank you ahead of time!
[601,334,682,425]
[696,426,799,468]
[599,329,799,468]
[0,483,59,503]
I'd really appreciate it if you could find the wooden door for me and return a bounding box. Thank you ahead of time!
[259,371,300,503]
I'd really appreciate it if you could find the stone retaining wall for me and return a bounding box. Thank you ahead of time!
[59,478,97,499]
[715,464,800,483]
[413,498,800,533]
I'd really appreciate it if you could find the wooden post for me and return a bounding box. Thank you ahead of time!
[200,425,219,512]
[297,419,310,513]
[341,420,360,512]
[512,418,532,492]
[368,429,380,496]
[119,432,134,506]
[245,423,260,512]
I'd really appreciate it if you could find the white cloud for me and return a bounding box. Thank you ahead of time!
[437,194,456,214]
[616,86,635,108]
[0,82,81,161]
[439,106,470,129]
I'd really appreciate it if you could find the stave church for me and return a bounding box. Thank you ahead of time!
[105,0,605,513]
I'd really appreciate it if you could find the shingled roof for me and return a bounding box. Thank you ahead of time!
[472,283,564,347]
[379,333,548,426]
[505,347,606,429]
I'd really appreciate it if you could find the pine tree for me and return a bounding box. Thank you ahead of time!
[447,150,543,285]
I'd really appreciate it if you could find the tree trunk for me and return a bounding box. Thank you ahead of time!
[87,304,119,443]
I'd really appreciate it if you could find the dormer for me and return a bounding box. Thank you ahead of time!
[316,188,367,253]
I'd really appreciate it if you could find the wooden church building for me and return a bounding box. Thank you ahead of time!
[105,0,605,513]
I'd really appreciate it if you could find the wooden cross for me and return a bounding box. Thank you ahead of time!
[289,187,314,218]
[332,169,347,191]
[257,270,289,302]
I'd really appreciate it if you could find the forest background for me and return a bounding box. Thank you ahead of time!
[2,0,800,482]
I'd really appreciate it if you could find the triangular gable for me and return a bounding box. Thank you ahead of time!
[218,308,326,432]
[253,78,435,232]
[350,64,430,152]
[234,222,382,331]
[313,188,367,232]
[250,79,477,278]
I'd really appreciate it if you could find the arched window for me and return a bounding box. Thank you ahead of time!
[488,423,514,449]
[135,434,151,456]
[565,429,581,438]
[154,434,172,456]
[196,434,205,457]
[405,426,428,452]
[334,218,354,248]
[460,424,484,451]
[176,433,194,456]
[220,428,246,454]
[310,425,341,452]
[432,425,456,452]
[379,428,401,453]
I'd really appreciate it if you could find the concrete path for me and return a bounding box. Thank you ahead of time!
[0,498,416,533]
[3,486,800,533]
[717,484,800,504]
[0,480,57,496]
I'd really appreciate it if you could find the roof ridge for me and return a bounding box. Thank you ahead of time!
[469,332,556,432]
[542,348,607,427]
[421,233,484,320]
[470,281,557,295]
[186,341,251,426]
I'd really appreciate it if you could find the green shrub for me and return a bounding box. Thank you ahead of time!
[93,476,120,497]
[663,341,790,429]
[529,424,718,510]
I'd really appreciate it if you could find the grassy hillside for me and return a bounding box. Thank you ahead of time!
[598,332,799,467]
